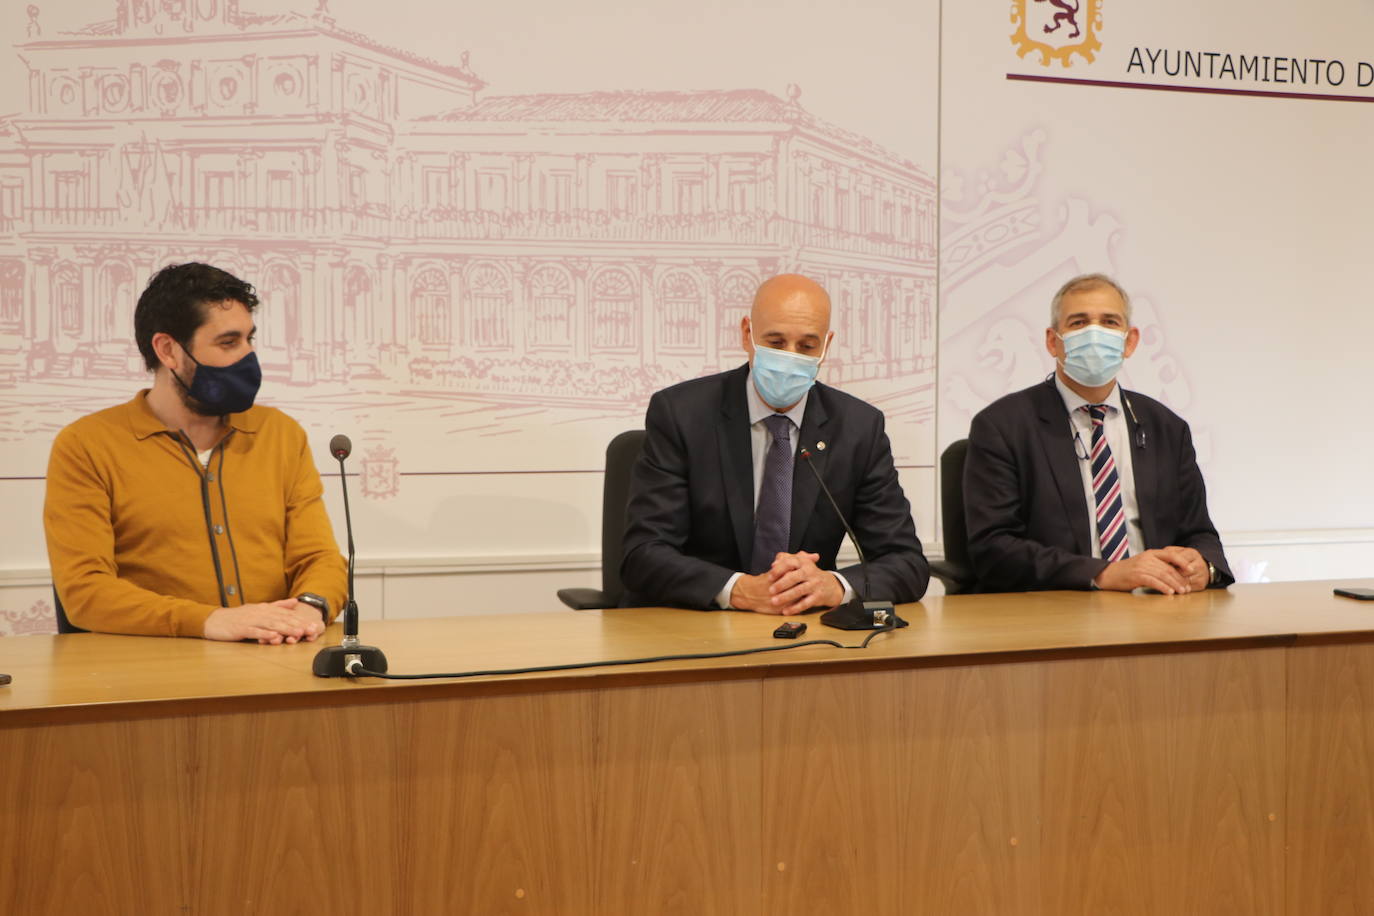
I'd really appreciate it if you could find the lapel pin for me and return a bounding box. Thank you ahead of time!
[816,441,826,451]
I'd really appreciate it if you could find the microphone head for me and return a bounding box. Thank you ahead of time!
[329,434,352,460]
[799,448,812,459]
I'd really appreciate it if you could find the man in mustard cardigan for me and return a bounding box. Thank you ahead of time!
[43,263,346,642]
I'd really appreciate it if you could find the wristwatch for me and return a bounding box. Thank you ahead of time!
[296,592,330,621]
[1206,562,1218,587]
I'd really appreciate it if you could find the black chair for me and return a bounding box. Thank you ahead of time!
[52,586,87,634]
[557,429,647,610]
[928,438,978,594]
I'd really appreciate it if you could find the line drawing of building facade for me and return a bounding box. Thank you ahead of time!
[0,0,936,472]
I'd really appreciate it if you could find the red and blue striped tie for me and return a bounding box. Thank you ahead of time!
[1083,404,1130,563]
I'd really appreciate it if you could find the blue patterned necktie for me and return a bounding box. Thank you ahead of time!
[750,414,794,575]
[1083,404,1130,562]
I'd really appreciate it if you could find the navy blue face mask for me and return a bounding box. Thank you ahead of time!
[173,345,262,416]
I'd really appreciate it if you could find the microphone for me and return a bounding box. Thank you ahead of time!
[798,447,905,631]
[312,433,389,677]
[1122,394,1147,449]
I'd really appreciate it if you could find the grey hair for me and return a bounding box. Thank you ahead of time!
[1049,273,1132,328]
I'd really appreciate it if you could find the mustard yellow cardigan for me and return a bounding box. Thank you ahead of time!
[44,391,347,636]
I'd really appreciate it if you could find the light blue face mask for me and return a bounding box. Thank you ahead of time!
[751,332,830,409]
[1057,325,1127,388]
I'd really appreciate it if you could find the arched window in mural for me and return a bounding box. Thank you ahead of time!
[0,260,23,333]
[528,265,573,348]
[343,265,372,345]
[590,267,636,351]
[96,262,134,344]
[412,267,450,346]
[262,263,301,351]
[657,270,703,350]
[53,263,82,335]
[716,271,754,354]
[857,279,874,352]
[900,287,917,349]
[469,263,511,349]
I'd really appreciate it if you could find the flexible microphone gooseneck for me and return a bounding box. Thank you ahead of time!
[312,434,389,677]
[331,433,358,639]
[798,447,904,631]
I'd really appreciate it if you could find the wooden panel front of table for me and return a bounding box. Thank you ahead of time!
[3,580,1373,915]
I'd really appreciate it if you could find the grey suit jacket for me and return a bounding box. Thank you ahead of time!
[964,378,1233,592]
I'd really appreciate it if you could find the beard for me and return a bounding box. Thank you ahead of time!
[171,365,221,417]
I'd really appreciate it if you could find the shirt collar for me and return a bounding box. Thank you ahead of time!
[1054,373,1122,417]
[125,389,266,441]
[745,367,808,429]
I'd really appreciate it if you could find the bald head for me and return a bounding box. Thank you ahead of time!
[743,274,833,364]
[752,274,831,328]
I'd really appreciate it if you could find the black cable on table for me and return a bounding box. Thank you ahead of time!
[350,622,897,680]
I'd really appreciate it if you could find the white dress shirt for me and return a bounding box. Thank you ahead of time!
[1054,374,1144,560]
[714,370,854,608]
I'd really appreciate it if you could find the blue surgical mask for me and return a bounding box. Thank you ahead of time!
[751,333,829,409]
[174,346,262,415]
[1057,325,1126,388]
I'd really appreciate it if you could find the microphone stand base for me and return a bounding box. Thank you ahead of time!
[821,599,905,631]
[312,644,389,677]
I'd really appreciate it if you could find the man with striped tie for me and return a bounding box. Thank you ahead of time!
[962,273,1233,593]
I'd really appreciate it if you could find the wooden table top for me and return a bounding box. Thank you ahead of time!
[3,579,1373,723]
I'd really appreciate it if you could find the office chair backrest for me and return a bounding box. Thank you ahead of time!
[941,438,973,583]
[52,587,87,634]
[598,428,647,604]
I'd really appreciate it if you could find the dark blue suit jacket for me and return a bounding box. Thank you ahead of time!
[964,378,1233,592]
[621,364,929,608]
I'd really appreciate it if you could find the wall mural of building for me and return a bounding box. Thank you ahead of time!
[0,1,936,477]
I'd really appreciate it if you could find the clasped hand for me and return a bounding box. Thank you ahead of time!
[203,598,327,644]
[729,551,845,616]
[1093,546,1210,595]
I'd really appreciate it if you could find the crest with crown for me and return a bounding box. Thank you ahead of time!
[3,599,59,636]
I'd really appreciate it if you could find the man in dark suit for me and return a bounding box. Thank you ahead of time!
[621,274,929,613]
[964,273,1232,593]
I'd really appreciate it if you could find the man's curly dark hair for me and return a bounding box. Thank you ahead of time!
[133,263,259,371]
